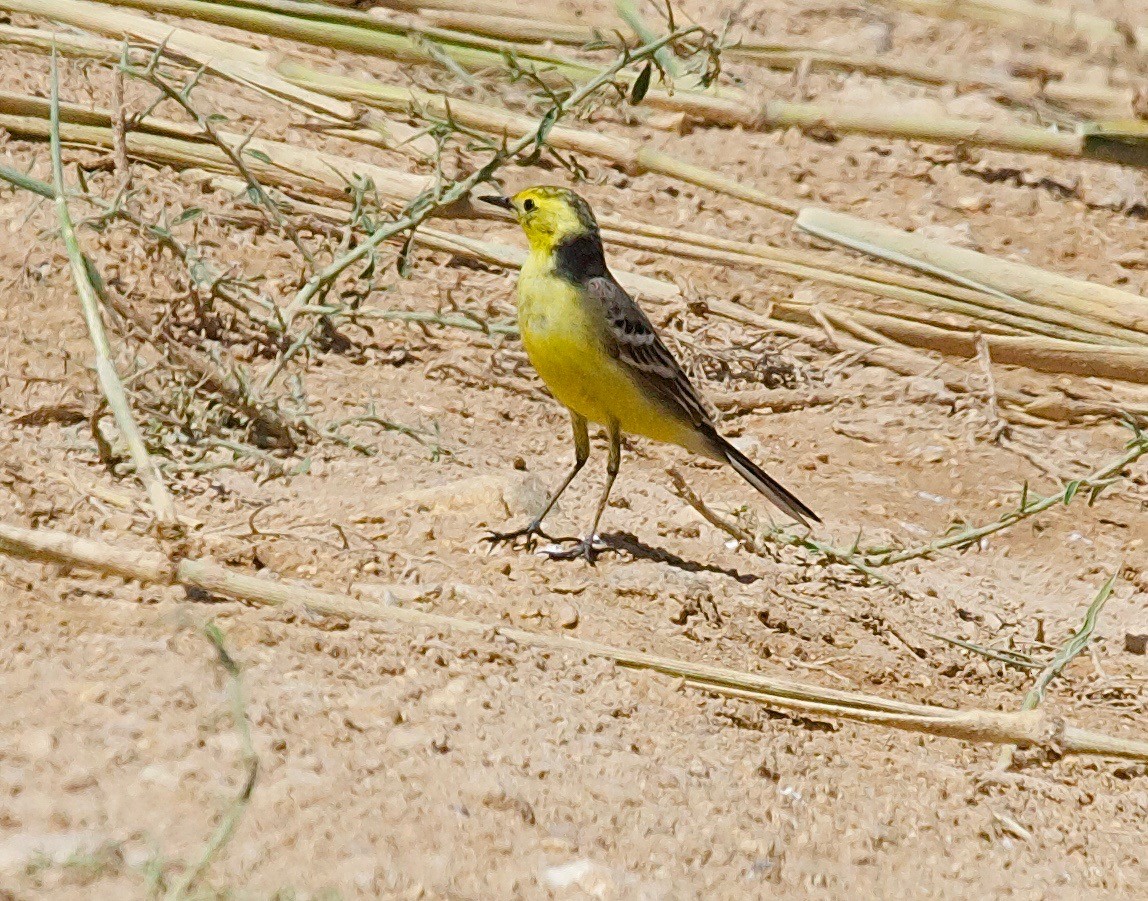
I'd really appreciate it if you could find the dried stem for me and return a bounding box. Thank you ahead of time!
[49,47,180,533]
[1,520,1146,761]
[110,44,132,195]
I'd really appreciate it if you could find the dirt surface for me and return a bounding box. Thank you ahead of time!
[1,0,1148,898]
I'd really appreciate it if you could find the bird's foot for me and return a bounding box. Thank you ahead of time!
[484,519,553,551]
[540,534,610,564]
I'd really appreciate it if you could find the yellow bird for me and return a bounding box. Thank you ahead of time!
[482,186,819,561]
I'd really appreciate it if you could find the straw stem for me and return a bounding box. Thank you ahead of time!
[2,521,1146,762]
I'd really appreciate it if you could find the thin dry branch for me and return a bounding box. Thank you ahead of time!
[1,521,1146,762]
[163,622,259,899]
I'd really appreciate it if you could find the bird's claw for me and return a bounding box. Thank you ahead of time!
[484,520,553,550]
[539,534,609,564]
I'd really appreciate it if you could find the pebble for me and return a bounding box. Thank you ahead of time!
[542,859,597,890]
[557,604,579,629]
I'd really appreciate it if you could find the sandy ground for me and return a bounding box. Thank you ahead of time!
[1,0,1147,898]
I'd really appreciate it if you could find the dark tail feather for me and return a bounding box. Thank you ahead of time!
[717,437,820,528]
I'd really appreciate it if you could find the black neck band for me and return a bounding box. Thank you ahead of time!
[553,233,609,282]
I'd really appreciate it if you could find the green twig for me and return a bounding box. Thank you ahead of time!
[164,622,259,899]
[666,467,903,591]
[928,633,1042,670]
[49,47,181,533]
[616,0,682,77]
[995,572,1119,770]
[123,49,316,270]
[863,430,1148,566]
[1021,573,1118,711]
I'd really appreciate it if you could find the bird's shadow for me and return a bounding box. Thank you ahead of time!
[599,531,759,584]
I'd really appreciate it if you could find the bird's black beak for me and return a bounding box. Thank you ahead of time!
[480,194,514,211]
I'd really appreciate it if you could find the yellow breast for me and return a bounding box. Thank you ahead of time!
[515,256,701,450]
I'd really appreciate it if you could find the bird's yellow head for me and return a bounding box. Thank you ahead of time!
[481,186,600,255]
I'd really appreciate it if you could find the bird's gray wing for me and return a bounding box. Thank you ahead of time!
[585,275,715,428]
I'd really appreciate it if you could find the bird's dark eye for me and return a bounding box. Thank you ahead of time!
[522,198,536,212]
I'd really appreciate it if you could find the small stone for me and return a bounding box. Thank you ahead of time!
[557,604,579,629]
[104,512,134,533]
[1124,633,1148,655]
[542,859,597,890]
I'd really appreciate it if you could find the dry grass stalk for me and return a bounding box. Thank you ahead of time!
[640,90,1148,165]
[2,520,1146,762]
[47,51,180,534]
[798,208,1148,337]
[2,0,358,123]
[413,7,597,44]
[781,307,1148,385]
[371,0,525,12]
[592,221,1137,347]
[0,98,435,204]
[871,0,1144,52]
[724,46,1137,118]
[703,297,1145,425]
[64,0,601,83]
[0,23,436,157]
[31,0,1141,164]
[274,61,797,215]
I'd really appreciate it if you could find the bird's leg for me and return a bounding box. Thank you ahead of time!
[545,420,620,564]
[486,412,589,550]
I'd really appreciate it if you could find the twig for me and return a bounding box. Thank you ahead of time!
[1,521,1145,761]
[125,51,316,270]
[615,0,681,77]
[995,572,1119,770]
[864,430,1148,566]
[111,44,132,195]
[163,622,259,899]
[928,632,1042,670]
[49,47,180,534]
[975,333,1007,442]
